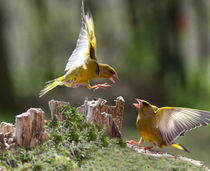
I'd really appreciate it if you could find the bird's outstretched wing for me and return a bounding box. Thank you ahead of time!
[85,8,96,60]
[155,107,210,145]
[65,0,97,71]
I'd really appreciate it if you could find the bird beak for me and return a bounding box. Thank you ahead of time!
[109,74,119,83]
[114,73,119,80]
[133,98,143,109]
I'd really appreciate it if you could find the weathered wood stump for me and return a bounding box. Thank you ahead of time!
[77,96,125,138]
[48,99,70,121]
[15,108,49,147]
[48,97,125,138]
[0,97,124,152]
[0,122,16,152]
[0,122,15,134]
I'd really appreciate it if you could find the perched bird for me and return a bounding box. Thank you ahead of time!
[39,0,118,98]
[128,99,210,152]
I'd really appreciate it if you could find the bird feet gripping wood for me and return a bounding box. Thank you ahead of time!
[127,139,154,151]
[127,138,144,146]
[127,140,140,146]
[90,83,111,91]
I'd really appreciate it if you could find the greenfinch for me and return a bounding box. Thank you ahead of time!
[39,0,118,98]
[128,99,210,152]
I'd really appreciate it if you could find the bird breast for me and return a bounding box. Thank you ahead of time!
[137,116,163,146]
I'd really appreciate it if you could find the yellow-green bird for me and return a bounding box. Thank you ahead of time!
[39,0,118,98]
[128,98,210,152]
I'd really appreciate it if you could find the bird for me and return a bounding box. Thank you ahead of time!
[127,98,210,152]
[39,0,118,98]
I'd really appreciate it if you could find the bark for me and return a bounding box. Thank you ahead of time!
[77,96,125,138]
[48,99,70,121]
[48,97,125,138]
[15,108,49,147]
[1,97,124,152]
[0,122,16,152]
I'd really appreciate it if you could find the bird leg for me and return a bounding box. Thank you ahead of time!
[127,138,155,151]
[126,140,140,146]
[140,146,154,150]
[139,138,144,144]
[127,138,144,146]
[89,83,111,91]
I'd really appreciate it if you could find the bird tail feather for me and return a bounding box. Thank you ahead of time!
[170,143,190,153]
[39,75,64,98]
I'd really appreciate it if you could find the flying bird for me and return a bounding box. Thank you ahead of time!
[39,0,118,98]
[128,99,210,152]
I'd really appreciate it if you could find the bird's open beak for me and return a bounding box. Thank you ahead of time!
[133,98,143,109]
[109,74,119,83]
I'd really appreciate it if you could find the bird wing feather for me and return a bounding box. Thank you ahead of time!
[155,107,210,145]
[65,0,96,71]
[85,8,97,60]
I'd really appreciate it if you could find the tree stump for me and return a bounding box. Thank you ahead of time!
[0,122,16,152]
[48,99,70,121]
[1,97,124,151]
[0,122,15,134]
[77,96,125,138]
[48,97,125,138]
[15,108,49,147]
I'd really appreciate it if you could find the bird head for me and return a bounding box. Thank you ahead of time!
[133,99,155,116]
[99,64,119,83]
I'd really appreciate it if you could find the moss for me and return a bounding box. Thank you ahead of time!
[0,105,204,170]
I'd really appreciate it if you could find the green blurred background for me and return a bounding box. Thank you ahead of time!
[1,0,210,167]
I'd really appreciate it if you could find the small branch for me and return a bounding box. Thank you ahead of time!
[127,143,209,170]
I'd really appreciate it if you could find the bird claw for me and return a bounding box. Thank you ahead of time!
[127,140,140,146]
[127,141,154,151]
[140,146,154,150]
[90,83,111,91]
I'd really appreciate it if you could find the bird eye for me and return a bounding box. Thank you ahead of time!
[110,70,115,74]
